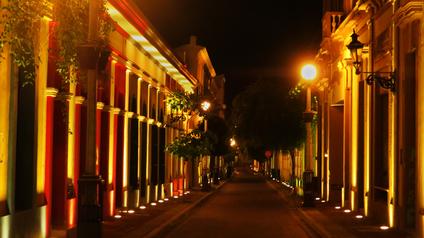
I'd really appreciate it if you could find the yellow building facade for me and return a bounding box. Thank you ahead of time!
[316,0,424,236]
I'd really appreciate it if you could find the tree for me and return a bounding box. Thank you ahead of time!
[166,129,212,186]
[231,77,306,185]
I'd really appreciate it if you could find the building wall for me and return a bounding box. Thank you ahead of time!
[0,0,200,236]
[317,0,424,236]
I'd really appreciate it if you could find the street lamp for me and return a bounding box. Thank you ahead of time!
[347,30,396,92]
[201,100,210,190]
[301,63,317,207]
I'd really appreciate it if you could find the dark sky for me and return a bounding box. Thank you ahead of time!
[135,0,323,110]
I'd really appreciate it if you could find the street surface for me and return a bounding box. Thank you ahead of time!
[163,167,317,238]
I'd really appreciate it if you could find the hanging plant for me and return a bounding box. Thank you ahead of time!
[0,0,49,84]
[52,0,113,89]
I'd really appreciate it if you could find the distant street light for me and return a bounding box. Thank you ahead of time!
[201,100,211,190]
[230,137,237,147]
[301,63,317,207]
[201,100,211,112]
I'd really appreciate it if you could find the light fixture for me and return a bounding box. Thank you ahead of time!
[201,100,211,112]
[344,209,351,213]
[139,205,147,209]
[379,225,389,230]
[356,215,364,219]
[335,206,341,209]
[347,30,396,92]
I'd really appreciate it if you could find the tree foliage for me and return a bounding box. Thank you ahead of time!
[205,114,230,157]
[231,77,306,161]
[0,0,49,83]
[166,129,212,160]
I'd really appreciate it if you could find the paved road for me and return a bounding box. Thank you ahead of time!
[163,167,317,238]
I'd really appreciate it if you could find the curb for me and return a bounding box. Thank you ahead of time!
[265,179,354,238]
[143,181,227,238]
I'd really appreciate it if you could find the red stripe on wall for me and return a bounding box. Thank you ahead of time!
[45,96,55,236]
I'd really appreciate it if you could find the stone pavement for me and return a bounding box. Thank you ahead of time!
[101,182,226,238]
[267,178,414,238]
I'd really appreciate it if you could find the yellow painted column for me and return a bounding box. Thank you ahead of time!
[107,59,117,215]
[364,77,371,217]
[122,68,131,207]
[35,17,50,207]
[145,84,152,203]
[388,91,396,228]
[0,30,11,217]
[417,13,424,238]
[351,70,358,211]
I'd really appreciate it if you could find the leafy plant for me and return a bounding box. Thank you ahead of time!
[166,129,212,160]
[52,0,113,88]
[0,0,49,84]
[166,91,209,123]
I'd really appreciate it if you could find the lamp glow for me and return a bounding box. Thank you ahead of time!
[301,64,317,81]
[201,101,211,112]
[380,225,389,230]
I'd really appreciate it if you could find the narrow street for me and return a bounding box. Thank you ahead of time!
[162,167,317,238]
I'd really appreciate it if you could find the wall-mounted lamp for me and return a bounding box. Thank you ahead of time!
[347,30,396,92]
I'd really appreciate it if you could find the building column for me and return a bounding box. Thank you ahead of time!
[417,17,424,237]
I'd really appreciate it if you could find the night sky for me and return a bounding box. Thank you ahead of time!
[135,0,323,112]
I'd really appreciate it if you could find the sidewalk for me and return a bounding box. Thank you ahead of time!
[102,182,226,238]
[268,179,414,238]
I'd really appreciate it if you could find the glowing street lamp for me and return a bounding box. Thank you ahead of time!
[201,100,211,112]
[301,63,317,207]
[230,138,237,147]
[200,100,211,190]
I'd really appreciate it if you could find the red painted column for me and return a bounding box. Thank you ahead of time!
[100,109,111,218]
[72,97,84,227]
[96,104,103,175]
[115,114,124,208]
[51,97,69,228]
[45,89,58,236]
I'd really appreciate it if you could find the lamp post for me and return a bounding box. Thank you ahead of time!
[347,30,396,91]
[301,64,317,207]
[200,100,211,190]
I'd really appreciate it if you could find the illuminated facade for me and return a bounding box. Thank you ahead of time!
[0,0,206,236]
[316,0,424,236]
[174,37,223,188]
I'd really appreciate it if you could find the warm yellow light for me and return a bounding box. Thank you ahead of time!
[139,205,147,209]
[301,64,317,81]
[230,138,237,147]
[356,215,364,219]
[380,225,389,230]
[344,209,351,213]
[201,101,211,112]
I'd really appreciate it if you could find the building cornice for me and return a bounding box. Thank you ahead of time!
[394,1,423,28]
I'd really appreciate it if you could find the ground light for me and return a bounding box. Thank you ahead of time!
[151,202,157,206]
[128,210,135,214]
[114,214,122,219]
[344,209,351,213]
[355,215,364,219]
[139,206,146,209]
[122,210,128,213]
[173,196,179,199]
[315,197,320,201]
[380,225,390,230]
[158,200,164,203]
[164,198,169,201]
[335,206,341,209]
[321,200,326,203]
